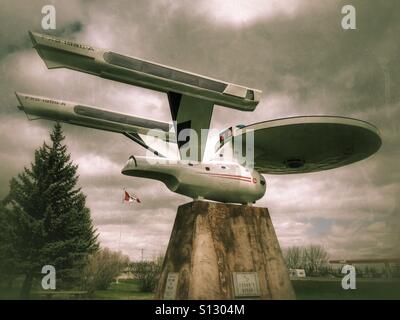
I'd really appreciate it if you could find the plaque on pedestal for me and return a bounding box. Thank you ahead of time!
[232,272,261,298]
[163,272,179,300]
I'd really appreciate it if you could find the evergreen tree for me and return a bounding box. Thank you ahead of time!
[0,203,20,287]
[4,123,99,298]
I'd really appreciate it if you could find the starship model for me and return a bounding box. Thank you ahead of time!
[16,32,381,204]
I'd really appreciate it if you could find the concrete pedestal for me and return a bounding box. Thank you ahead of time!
[156,201,295,300]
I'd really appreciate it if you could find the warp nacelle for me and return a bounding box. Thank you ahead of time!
[16,92,174,142]
[29,31,261,111]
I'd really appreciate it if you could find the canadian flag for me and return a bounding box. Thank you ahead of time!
[123,190,141,203]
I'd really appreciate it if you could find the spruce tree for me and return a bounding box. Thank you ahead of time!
[0,203,20,288]
[5,123,99,298]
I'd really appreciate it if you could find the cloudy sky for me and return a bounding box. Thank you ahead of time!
[1,0,399,261]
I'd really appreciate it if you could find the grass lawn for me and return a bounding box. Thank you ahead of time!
[2,278,399,300]
[91,279,154,300]
[293,278,400,300]
[92,278,400,300]
[0,278,154,300]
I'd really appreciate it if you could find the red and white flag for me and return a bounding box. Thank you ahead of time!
[123,190,141,203]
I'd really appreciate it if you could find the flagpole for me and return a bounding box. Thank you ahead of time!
[117,188,124,285]
[119,187,124,251]
[119,212,122,252]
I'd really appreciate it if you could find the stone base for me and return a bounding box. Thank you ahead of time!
[155,201,295,300]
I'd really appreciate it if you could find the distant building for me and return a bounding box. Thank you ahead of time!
[117,267,134,280]
[289,269,306,278]
[329,258,400,278]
